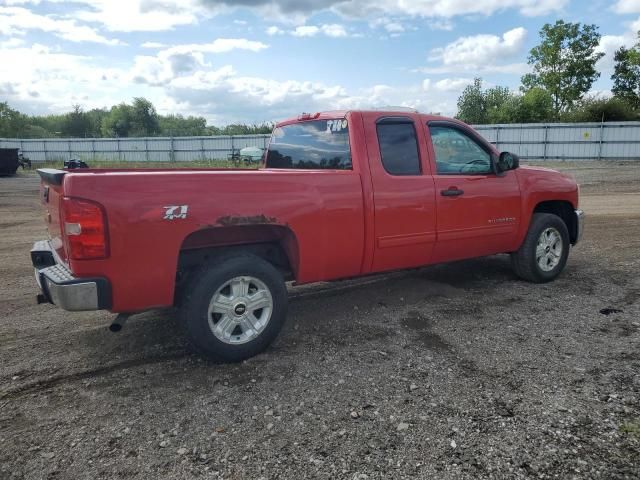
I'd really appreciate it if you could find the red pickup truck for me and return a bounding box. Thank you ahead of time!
[32,110,583,361]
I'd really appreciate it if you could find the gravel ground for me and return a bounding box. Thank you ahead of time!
[1,163,639,480]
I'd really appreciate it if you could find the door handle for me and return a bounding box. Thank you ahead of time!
[440,188,464,197]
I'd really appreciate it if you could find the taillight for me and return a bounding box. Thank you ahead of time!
[62,197,109,260]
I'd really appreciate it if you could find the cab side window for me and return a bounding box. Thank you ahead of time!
[429,126,491,175]
[376,119,421,175]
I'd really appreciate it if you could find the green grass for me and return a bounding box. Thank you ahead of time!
[621,420,640,439]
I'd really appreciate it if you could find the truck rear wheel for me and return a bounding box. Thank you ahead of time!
[511,213,570,283]
[179,254,288,362]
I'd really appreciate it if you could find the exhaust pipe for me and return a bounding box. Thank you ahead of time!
[109,313,130,333]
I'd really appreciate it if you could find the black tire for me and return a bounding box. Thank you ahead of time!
[511,213,570,283]
[179,254,288,362]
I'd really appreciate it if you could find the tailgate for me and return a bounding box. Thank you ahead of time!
[38,169,68,264]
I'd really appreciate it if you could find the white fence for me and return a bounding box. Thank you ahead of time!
[0,134,271,163]
[2,121,640,164]
[472,121,640,161]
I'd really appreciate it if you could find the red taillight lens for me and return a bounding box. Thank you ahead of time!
[62,197,108,260]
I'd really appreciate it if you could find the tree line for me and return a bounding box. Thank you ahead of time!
[457,20,640,124]
[0,97,274,138]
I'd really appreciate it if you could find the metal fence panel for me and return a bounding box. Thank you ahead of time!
[2,125,639,163]
[472,121,640,161]
[0,134,272,164]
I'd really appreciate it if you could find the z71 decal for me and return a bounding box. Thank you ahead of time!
[163,205,188,220]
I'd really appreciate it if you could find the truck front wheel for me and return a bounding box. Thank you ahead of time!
[179,254,288,362]
[511,213,570,283]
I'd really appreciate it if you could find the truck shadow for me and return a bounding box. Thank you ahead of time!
[5,255,516,396]
[95,255,514,362]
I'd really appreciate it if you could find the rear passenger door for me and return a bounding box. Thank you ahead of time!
[363,113,437,272]
[425,121,521,263]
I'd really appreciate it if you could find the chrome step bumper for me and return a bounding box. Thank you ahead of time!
[31,240,111,311]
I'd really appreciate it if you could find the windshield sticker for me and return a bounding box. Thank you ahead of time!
[326,119,347,133]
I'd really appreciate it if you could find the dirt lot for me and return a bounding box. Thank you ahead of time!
[1,163,639,479]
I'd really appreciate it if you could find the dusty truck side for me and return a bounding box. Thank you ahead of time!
[32,110,583,361]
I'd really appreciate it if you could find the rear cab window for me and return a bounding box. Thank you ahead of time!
[376,118,421,175]
[266,118,352,170]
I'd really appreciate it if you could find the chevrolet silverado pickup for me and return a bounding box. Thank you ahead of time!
[32,110,584,361]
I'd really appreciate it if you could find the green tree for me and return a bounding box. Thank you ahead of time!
[485,86,513,123]
[85,108,109,137]
[522,20,604,117]
[0,102,28,137]
[511,87,555,123]
[130,97,160,136]
[561,96,637,122]
[60,105,92,137]
[455,78,487,124]
[210,122,275,135]
[611,36,640,109]
[2,98,276,138]
[101,103,133,137]
[159,114,208,136]
[21,124,52,138]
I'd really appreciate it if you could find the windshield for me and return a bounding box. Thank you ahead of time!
[265,119,352,170]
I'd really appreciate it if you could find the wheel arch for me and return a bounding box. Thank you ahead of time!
[176,224,300,287]
[532,200,578,245]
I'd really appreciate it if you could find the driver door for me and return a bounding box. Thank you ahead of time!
[425,121,521,263]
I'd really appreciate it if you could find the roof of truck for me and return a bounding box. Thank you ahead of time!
[276,109,456,127]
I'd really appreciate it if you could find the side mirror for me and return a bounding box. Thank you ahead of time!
[497,152,519,173]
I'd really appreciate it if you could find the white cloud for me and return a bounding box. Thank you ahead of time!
[266,25,284,35]
[596,18,640,73]
[73,0,206,32]
[612,0,640,14]
[370,18,407,35]
[0,6,124,45]
[434,78,474,91]
[422,77,475,92]
[416,63,529,75]
[322,24,348,37]
[130,39,269,86]
[162,38,269,55]
[420,27,528,74]
[2,0,42,4]
[163,67,351,122]
[430,27,527,66]
[0,37,25,48]
[0,39,462,123]
[384,22,405,33]
[236,0,568,20]
[290,24,348,37]
[292,25,320,37]
[26,0,569,34]
[428,19,454,31]
[141,41,167,48]
[0,44,128,114]
[596,35,627,71]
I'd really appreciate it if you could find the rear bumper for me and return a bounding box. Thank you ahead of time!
[31,240,111,311]
[574,209,584,245]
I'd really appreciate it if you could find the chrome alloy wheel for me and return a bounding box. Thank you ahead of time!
[536,227,563,272]
[207,276,273,345]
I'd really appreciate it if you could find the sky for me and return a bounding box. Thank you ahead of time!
[1,0,640,125]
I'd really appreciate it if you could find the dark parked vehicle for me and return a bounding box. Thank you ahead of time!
[0,148,31,175]
[0,148,20,175]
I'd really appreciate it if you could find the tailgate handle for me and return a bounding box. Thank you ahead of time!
[440,187,464,197]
